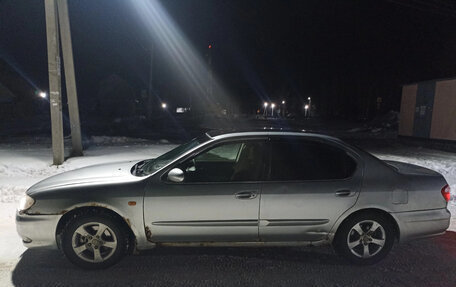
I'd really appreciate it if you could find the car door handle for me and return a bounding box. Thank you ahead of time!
[335,189,353,197]
[235,191,258,200]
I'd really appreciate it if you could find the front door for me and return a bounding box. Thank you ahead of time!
[144,139,267,242]
[259,137,361,242]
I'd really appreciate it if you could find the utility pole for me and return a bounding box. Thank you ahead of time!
[207,44,214,112]
[44,0,64,165]
[57,0,83,156]
[147,42,154,119]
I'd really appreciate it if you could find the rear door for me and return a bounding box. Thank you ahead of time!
[259,136,362,242]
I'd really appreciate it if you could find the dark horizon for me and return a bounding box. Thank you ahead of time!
[2,0,456,119]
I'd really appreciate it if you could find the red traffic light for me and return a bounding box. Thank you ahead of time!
[208,44,212,49]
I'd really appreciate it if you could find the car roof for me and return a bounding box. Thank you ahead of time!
[206,129,342,142]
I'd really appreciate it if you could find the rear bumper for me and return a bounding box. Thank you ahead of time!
[392,208,451,243]
[16,211,60,249]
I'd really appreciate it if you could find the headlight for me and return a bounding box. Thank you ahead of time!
[18,195,35,214]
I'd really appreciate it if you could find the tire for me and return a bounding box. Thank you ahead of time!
[61,212,128,269]
[333,212,395,265]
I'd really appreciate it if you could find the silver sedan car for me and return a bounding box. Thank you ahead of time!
[16,131,451,269]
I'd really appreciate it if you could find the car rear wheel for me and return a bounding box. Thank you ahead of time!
[62,213,128,269]
[333,212,395,265]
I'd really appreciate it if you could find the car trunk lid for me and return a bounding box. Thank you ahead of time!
[383,160,441,176]
[384,160,448,210]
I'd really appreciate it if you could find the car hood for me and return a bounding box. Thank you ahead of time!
[27,160,143,195]
[383,160,441,176]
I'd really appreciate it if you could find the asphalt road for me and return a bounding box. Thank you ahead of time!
[10,232,456,287]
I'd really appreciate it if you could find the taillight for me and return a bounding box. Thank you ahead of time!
[441,184,451,202]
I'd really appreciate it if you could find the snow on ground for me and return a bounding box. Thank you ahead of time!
[0,136,455,286]
[0,137,176,286]
[0,137,175,204]
[368,144,456,232]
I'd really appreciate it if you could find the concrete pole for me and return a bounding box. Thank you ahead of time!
[147,42,154,119]
[44,0,64,165]
[57,0,83,156]
[207,46,213,110]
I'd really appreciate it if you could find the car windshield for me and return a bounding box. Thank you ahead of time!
[133,134,210,176]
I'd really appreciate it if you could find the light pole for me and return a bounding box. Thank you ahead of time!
[263,102,268,116]
[44,0,64,165]
[281,100,286,117]
[271,103,276,117]
[307,97,311,118]
[304,104,309,118]
[57,0,83,157]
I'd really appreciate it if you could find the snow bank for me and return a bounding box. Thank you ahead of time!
[371,147,456,200]
[0,137,176,204]
[369,145,456,231]
[0,185,28,203]
[89,136,149,145]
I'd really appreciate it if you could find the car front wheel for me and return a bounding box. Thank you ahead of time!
[334,212,395,265]
[61,213,128,269]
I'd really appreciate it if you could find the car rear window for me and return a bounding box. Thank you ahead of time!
[269,138,356,181]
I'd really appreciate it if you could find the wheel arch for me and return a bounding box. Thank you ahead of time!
[330,208,400,243]
[55,205,136,251]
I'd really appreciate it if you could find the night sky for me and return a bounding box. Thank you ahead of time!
[1,0,456,118]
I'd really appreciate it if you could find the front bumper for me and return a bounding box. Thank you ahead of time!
[16,211,61,249]
[392,208,451,243]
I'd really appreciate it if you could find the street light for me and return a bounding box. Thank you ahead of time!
[39,91,47,99]
[304,104,309,118]
[263,102,268,116]
[161,102,167,109]
[271,103,276,117]
[281,100,286,117]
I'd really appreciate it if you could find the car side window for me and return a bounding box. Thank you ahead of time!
[178,141,265,183]
[269,138,356,181]
[195,143,242,162]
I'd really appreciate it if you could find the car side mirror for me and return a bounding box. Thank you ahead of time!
[167,168,184,183]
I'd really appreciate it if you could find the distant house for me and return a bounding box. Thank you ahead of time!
[399,78,456,141]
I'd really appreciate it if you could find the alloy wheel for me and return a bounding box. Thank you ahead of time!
[71,222,118,263]
[346,220,386,259]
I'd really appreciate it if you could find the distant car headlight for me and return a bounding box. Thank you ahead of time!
[18,195,35,214]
